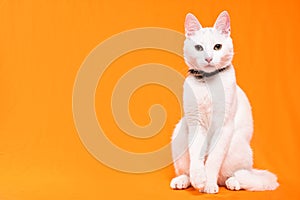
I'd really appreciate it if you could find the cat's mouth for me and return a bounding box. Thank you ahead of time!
[204,64,215,68]
[203,64,218,71]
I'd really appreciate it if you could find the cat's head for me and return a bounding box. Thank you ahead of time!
[183,11,234,72]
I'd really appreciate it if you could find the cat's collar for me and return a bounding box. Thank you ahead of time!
[188,65,230,80]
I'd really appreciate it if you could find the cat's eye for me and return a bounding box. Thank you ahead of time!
[195,45,203,51]
[214,44,222,50]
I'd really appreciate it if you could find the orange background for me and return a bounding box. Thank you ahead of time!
[0,0,299,199]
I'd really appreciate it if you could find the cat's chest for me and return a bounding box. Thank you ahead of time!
[183,77,213,115]
[185,79,212,109]
[183,73,235,127]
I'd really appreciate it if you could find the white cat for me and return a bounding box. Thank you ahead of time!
[170,11,279,194]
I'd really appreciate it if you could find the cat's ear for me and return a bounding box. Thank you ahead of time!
[214,11,231,36]
[185,13,202,37]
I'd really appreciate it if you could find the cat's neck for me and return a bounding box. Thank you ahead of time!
[188,65,231,80]
[189,64,235,84]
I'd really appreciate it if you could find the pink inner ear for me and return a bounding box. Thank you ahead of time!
[214,12,231,35]
[185,13,201,36]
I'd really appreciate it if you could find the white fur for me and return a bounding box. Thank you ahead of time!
[170,11,279,193]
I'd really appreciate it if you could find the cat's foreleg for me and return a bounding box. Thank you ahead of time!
[170,118,191,190]
[203,123,234,194]
[188,125,208,190]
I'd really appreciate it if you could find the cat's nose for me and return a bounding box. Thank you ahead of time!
[205,57,213,63]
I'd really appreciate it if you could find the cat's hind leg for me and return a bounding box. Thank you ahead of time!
[170,118,191,190]
[225,176,241,190]
[225,169,279,191]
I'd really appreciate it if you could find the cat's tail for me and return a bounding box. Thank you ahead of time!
[233,169,279,191]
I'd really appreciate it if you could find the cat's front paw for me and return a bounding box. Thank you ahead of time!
[203,182,219,194]
[190,168,206,190]
[170,175,190,190]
